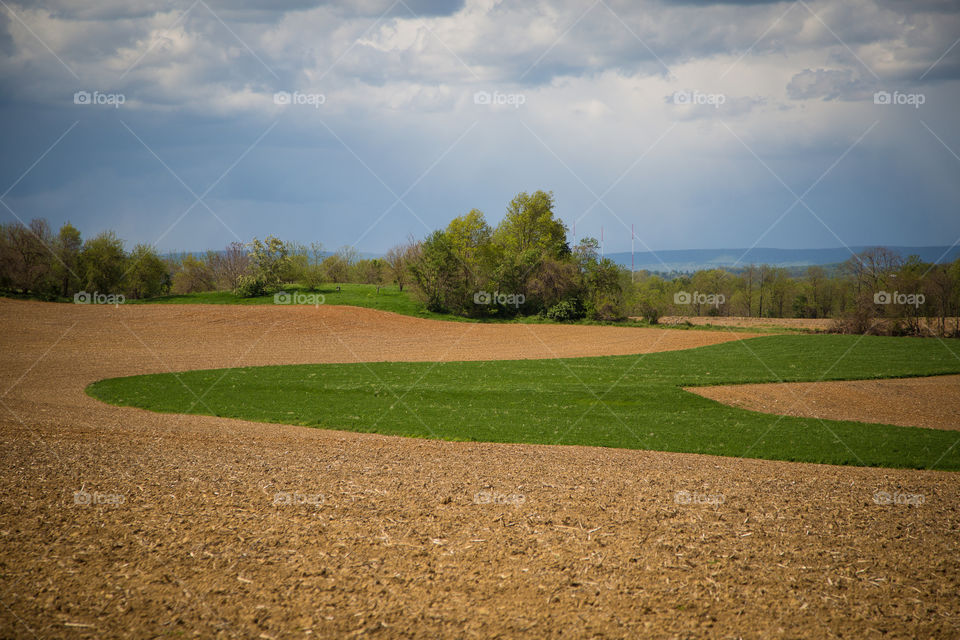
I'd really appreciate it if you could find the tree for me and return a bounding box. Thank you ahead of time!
[408,230,465,313]
[355,258,386,285]
[741,264,758,317]
[125,244,169,298]
[336,245,359,269]
[768,267,795,318]
[690,268,728,315]
[80,231,126,294]
[384,241,414,291]
[527,257,578,310]
[446,209,492,291]
[632,273,669,323]
[950,259,960,336]
[208,241,249,290]
[573,237,600,270]
[757,264,772,317]
[54,222,82,298]
[281,244,310,283]
[585,258,626,321]
[926,263,957,336]
[172,254,214,294]
[248,236,289,289]
[321,255,349,284]
[309,242,324,267]
[844,247,901,300]
[1,219,56,295]
[895,255,927,334]
[493,191,568,258]
[805,266,828,318]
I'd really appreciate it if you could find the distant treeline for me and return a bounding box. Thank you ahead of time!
[2,191,958,336]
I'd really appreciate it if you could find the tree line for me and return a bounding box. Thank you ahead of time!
[2,190,958,336]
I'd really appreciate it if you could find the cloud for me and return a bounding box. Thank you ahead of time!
[0,0,958,254]
[786,68,874,101]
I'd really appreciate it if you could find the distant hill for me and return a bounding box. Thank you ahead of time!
[603,246,960,274]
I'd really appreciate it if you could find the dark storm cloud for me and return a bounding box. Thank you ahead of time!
[0,0,958,254]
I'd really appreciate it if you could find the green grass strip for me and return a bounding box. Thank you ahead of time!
[88,334,960,470]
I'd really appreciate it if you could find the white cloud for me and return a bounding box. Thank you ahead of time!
[0,0,958,252]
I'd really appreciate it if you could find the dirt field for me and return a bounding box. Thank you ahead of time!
[660,315,960,333]
[1,299,958,638]
[689,375,960,431]
[659,315,832,330]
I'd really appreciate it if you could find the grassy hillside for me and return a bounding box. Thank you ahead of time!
[129,284,803,332]
[130,283,450,318]
[88,334,960,470]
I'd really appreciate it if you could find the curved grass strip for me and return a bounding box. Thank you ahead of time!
[88,334,960,470]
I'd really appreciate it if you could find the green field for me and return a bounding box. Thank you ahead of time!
[129,283,453,319]
[87,334,960,470]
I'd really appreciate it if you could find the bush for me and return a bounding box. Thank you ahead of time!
[591,295,625,322]
[634,301,661,324]
[546,299,584,322]
[302,264,325,291]
[234,274,268,298]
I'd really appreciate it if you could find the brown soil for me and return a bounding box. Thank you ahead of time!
[660,315,960,334]
[688,375,960,431]
[659,315,833,330]
[1,299,958,639]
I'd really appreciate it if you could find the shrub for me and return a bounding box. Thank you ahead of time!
[302,264,325,291]
[591,296,625,322]
[234,274,268,298]
[546,299,584,322]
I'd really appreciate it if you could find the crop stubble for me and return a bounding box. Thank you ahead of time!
[0,299,957,638]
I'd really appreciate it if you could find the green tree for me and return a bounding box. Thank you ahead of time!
[446,209,493,294]
[585,258,626,321]
[527,257,578,311]
[125,244,169,299]
[172,255,214,294]
[80,231,126,294]
[408,230,465,313]
[632,273,669,324]
[353,258,386,285]
[493,191,568,258]
[321,254,349,284]
[248,236,289,289]
[767,267,795,318]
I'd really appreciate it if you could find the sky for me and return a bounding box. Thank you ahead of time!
[0,0,958,255]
